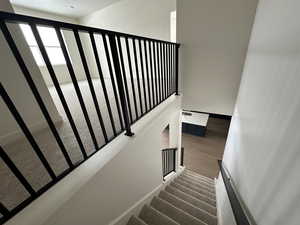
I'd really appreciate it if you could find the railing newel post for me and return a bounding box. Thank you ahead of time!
[175,44,180,96]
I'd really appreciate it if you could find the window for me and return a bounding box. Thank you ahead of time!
[20,24,66,66]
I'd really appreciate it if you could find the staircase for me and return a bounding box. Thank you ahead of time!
[127,170,217,225]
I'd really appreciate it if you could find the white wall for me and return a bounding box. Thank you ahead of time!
[80,0,175,41]
[0,1,61,145]
[220,0,300,225]
[5,96,182,225]
[78,0,176,80]
[177,0,258,116]
[12,6,86,87]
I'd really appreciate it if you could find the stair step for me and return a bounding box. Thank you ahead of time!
[151,196,206,225]
[181,173,215,186]
[184,171,215,183]
[139,205,179,225]
[127,216,149,225]
[170,182,216,207]
[159,190,217,225]
[175,178,216,198]
[179,174,215,188]
[165,186,217,215]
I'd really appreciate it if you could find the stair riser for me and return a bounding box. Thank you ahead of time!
[175,179,216,197]
[165,186,217,216]
[181,174,215,186]
[139,205,179,225]
[170,183,216,206]
[184,171,215,182]
[159,191,217,225]
[151,197,206,225]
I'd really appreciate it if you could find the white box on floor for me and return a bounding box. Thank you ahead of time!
[182,111,209,136]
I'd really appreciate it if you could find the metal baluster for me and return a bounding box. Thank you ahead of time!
[89,32,117,137]
[138,39,148,112]
[102,33,125,130]
[144,40,152,109]
[1,22,76,167]
[0,202,9,219]
[125,37,138,121]
[159,42,165,101]
[73,29,108,143]
[108,34,134,136]
[0,146,35,195]
[55,26,99,151]
[30,24,87,161]
[132,39,143,116]
[153,42,159,106]
[116,36,133,123]
[157,42,162,103]
[168,44,171,96]
[148,41,155,107]
[0,84,56,180]
[175,44,179,96]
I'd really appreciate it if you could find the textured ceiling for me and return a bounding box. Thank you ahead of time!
[10,0,122,18]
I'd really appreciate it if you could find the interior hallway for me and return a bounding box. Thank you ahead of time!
[182,117,230,178]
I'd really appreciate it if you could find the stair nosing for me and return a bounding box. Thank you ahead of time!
[175,179,216,196]
[159,189,218,219]
[140,205,180,225]
[170,182,216,206]
[183,171,215,182]
[151,196,208,225]
[164,185,217,217]
[181,174,215,185]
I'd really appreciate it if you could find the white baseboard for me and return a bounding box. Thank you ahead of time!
[108,167,185,225]
[0,116,63,146]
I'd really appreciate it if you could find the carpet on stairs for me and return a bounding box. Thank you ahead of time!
[127,170,217,225]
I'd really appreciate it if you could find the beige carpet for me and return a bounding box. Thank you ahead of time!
[127,170,217,225]
[181,117,230,178]
[0,77,156,210]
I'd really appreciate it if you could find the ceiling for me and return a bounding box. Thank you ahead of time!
[10,0,122,18]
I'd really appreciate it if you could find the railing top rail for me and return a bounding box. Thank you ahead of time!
[162,148,177,151]
[218,161,251,225]
[0,11,180,46]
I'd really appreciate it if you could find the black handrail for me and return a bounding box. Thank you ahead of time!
[162,148,177,178]
[0,11,179,46]
[0,10,180,224]
[218,161,251,225]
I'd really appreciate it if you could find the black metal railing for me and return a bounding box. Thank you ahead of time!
[180,147,184,166]
[218,161,252,225]
[162,148,177,178]
[0,11,180,224]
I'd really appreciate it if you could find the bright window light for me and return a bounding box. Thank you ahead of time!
[19,24,66,66]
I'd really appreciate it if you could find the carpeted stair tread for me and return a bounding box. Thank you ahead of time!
[184,171,215,182]
[151,196,206,225]
[174,178,216,198]
[179,174,215,187]
[159,190,217,225]
[126,170,218,225]
[183,171,215,183]
[127,216,149,225]
[180,174,215,187]
[170,182,216,206]
[164,186,217,216]
[139,205,179,225]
